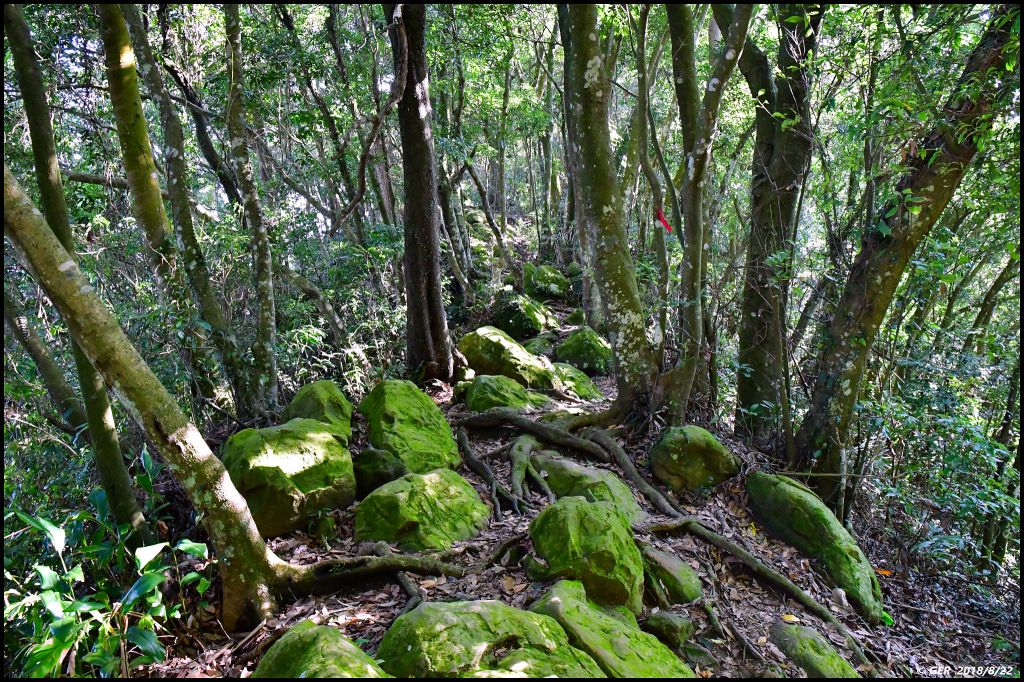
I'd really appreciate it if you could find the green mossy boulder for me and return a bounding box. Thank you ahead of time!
[282,380,354,442]
[556,326,613,376]
[465,375,550,412]
[525,262,571,300]
[523,332,557,358]
[492,290,557,340]
[531,580,696,678]
[529,497,644,614]
[769,620,860,678]
[643,611,696,650]
[458,326,562,391]
[222,418,355,538]
[531,452,645,523]
[355,468,489,551]
[746,473,885,623]
[640,544,703,604]
[353,448,408,498]
[565,307,586,325]
[650,426,739,493]
[553,363,604,401]
[359,379,460,473]
[376,600,604,678]
[252,620,389,678]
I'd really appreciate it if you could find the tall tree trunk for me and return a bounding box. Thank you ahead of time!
[795,6,1019,510]
[122,4,252,417]
[720,4,823,444]
[963,255,1020,355]
[385,3,454,383]
[224,3,279,414]
[6,4,151,542]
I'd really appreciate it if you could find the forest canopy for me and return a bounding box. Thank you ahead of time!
[3,3,1020,678]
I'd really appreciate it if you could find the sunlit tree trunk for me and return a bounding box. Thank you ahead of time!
[385,3,454,382]
[796,6,1019,510]
[6,4,151,542]
[224,3,279,413]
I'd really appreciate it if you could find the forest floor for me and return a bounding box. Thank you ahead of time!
[140,310,1020,678]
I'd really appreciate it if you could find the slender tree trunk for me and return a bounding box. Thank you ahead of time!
[224,3,279,414]
[385,3,454,383]
[963,255,1020,355]
[796,7,1019,508]
[6,4,151,542]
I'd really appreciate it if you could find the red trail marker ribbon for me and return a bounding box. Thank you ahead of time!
[656,206,672,233]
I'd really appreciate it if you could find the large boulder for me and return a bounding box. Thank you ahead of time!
[458,326,562,391]
[222,418,355,537]
[531,452,645,523]
[529,497,644,614]
[650,426,739,493]
[281,380,353,442]
[359,379,460,473]
[355,469,489,551]
[643,612,696,650]
[252,620,389,678]
[464,375,550,412]
[556,326,613,376]
[531,580,696,678]
[553,362,604,400]
[523,332,557,358]
[769,620,860,678]
[639,544,703,604]
[525,262,571,300]
[747,473,885,623]
[353,448,407,498]
[376,600,604,678]
[565,307,586,325]
[491,290,557,340]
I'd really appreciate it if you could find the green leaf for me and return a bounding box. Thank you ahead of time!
[880,610,894,626]
[126,626,166,662]
[120,572,165,611]
[175,539,208,560]
[40,590,65,618]
[17,511,66,556]
[876,220,892,238]
[134,543,168,572]
[34,564,60,590]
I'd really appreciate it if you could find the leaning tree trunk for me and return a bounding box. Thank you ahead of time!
[122,3,251,417]
[6,3,151,542]
[224,3,279,413]
[962,255,1020,356]
[385,3,454,383]
[795,5,1019,511]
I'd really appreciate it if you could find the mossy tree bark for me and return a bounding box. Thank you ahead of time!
[384,3,454,383]
[121,3,252,418]
[795,5,1019,510]
[6,3,151,543]
[715,4,824,444]
[224,3,279,414]
[665,3,752,423]
[97,4,220,409]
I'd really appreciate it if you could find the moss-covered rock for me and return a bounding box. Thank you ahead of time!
[556,326,613,376]
[359,379,460,473]
[531,580,696,678]
[650,426,739,493]
[531,452,645,523]
[491,290,557,341]
[355,468,489,551]
[769,620,860,678]
[464,375,550,412]
[252,620,389,678]
[353,448,408,498]
[643,611,696,650]
[524,263,571,300]
[640,544,703,604]
[222,418,355,537]
[553,362,604,401]
[747,473,885,623]
[529,497,644,614]
[376,599,604,678]
[565,307,586,325]
[281,380,354,442]
[523,332,557,358]
[458,326,562,391]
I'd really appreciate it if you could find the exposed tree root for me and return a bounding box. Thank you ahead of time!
[582,427,681,517]
[281,551,468,597]
[458,408,609,462]
[641,517,874,671]
[456,428,529,515]
[481,532,528,569]
[361,542,427,614]
[508,435,539,498]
